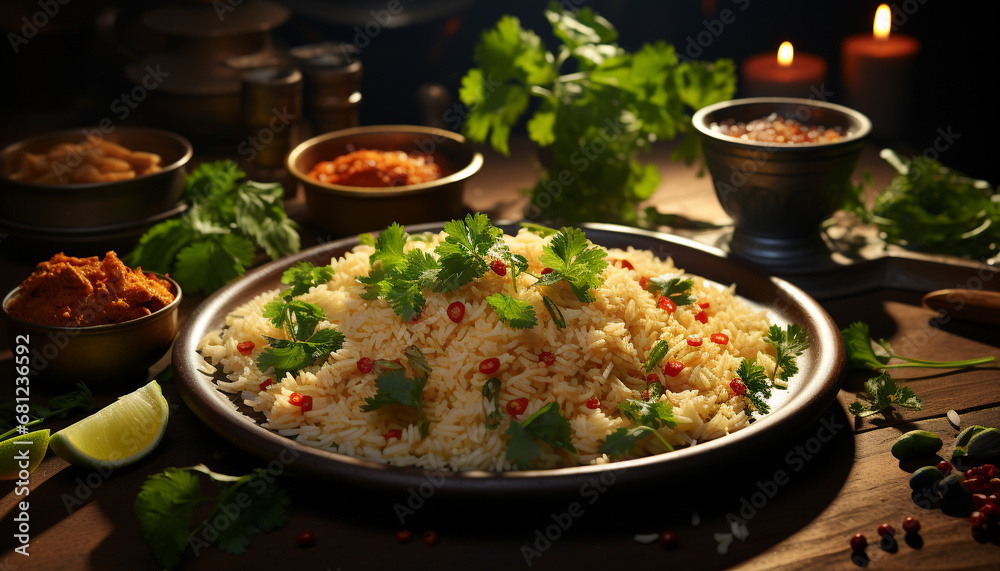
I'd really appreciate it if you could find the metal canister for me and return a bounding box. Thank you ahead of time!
[240,66,303,168]
[291,43,362,135]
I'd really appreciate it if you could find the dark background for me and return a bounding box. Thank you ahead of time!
[0,0,995,182]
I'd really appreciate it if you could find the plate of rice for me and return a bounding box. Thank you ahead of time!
[173,218,844,494]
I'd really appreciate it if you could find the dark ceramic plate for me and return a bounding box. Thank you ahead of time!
[173,222,844,495]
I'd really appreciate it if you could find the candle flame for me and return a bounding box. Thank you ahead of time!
[874,4,892,40]
[777,41,794,66]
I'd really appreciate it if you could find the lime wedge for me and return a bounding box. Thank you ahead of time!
[49,380,168,469]
[0,429,51,480]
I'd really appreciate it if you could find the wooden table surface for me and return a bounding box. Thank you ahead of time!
[2,139,999,571]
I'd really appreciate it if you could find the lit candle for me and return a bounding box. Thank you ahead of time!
[741,41,828,99]
[841,4,920,140]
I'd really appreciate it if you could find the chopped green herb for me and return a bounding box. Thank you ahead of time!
[482,377,503,430]
[737,359,772,414]
[848,372,922,417]
[765,324,809,382]
[599,399,677,457]
[842,321,995,371]
[361,345,431,437]
[534,227,608,302]
[519,222,560,237]
[646,277,696,306]
[486,293,538,329]
[279,262,334,298]
[644,340,670,372]
[542,295,566,328]
[504,402,576,469]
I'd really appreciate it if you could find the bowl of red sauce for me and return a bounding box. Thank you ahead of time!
[692,97,871,266]
[287,125,484,236]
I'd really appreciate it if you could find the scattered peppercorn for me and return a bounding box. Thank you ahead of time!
[658,531,677,548]
[877,523,895,537]
[902,516,920,534]
[396,530,413,543]
[297,531,316,548]
[423,530,438,546]
[850,532,867,550]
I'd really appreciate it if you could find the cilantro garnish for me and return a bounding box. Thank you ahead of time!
[486,294,537,329]
[765,324,809,382]
[361,345,432,437]
[128,160,299,294]
[644,340,670,372]
[646,277,696,306]
[534,227,608,303]
[482,377,503,430]
[256,263,344,378]
[504,402,576,469]
[842,321,995,371]
[848,372,922,417]
[737,359,772,414]
[599,399,677,457]
[435,213,506,292]
[134,464,290,570]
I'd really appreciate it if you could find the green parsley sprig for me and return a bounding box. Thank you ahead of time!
[842,321,995,371]
[848,372,922,418]
[134,464,290,570]
[256,263,344,379]
[504,402,576,469]
[765,324,809,382]
[737,359,772,414]
[599,398,677,457]
[361,345,432,438]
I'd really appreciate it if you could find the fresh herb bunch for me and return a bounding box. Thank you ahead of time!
[848,372,922,418]
[134,464,290,570]
[256,263,344,379]
[460,3,736,225]
[843,149,1000,260]
[127,160,300,294]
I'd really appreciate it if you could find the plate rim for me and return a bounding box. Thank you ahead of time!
[172,221,845,495]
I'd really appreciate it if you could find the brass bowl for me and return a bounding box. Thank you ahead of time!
[1,275,182,387]
[0,127,192,228]
[692,98,871,266]
[287,125,484,236]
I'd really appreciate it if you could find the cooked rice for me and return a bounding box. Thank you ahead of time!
[197,228,776,471]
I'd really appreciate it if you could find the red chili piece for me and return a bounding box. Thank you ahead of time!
[658,531,677,548]
[646,373,659,383]
[357,357,374,374]
[289,393,304,406]
[585,397,600,409]
[663,360,684,377]
[541,267,553,275]
[849,533,867,550]
[538,352,556,367]
[384,429,403,441]
[447,301,465,323]
[902,517,920,534]
[638,276,650,290]
[296,531,316,548]
[658,296,677,313]
[506,398,528,417]
[259,379,273,391]
[730,379,746,396]
[491,259,507,276]
[687,336,703,347]
[237,340,255,356]
[423,530,438,546]
[711,333,729,345]
[300,395,313,412]
[618,260,634,271]
[877,523,895,537]
[396,530,413,543]
[695,310,708,324]
[698,299,711,309]
[642,390,649,400]
[479,357,500,374]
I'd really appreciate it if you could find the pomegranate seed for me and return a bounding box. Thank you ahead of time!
[639,276,650,290]
[296,531,316,548]
[541,267,553,275]
[982,464,997,478]
[479,357,500,374]
[902,517,920,534]
[642,390,649,400]
[710,333,729,345]
[967,466,982,478]
[237,340,255,356]
[491,260,507,276]
[658,531,677,548]
[538,352,556,367]
[259,379,273,391]
[849,533,867,550]
[446,301,465,322]
[697,299,710,309]
[658,296,677,313]
[936,460,953,474]
[965,476,987,492]
[357,357,374,374]
[506,397,528,417]
[423,530,438,546]
[289,392,304,406]
[695,311,708,324]
[981,502,1000,522]
[646,373,659,383]
[971,493,991,509]
[384,429,403,441]
[730,379,746,396]
[300,395,313,412]
[396,530,413,543]
[989,478,1000,493]
[877,523,895,537]
[586,396,600,409]
[686,336,703,347]
[663,360,684,377]
[970,511,988,529]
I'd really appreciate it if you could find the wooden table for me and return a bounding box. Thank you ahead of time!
[2,139,999,571]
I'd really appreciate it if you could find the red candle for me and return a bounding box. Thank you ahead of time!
[841,4,920,140]
[741,42,827,100]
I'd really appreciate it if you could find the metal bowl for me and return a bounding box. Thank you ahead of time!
[1,274,182,387]
[287,125,484,236]
[692,98,871,266]
[0,127,192,228]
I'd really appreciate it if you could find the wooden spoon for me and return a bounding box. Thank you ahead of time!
[921,289,1000,326]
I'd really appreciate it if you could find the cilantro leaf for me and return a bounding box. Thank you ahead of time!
[504,402,576,469]
[644,340,669,372]
[434,213,502,292]
[737,359,771,414]
[172,233,257,294]
[842,321,995,371]
[256,330,344,379]
[211,468,291,554]
[487,294,537,329]
[535,227,608,302]
[360,346,431,437]
[280,262,334,298]
[765,324,809,382]
[646,277,696,306]
[134,467,202,570]
[848,372,922,417]
[482,377,503,430]
[600,426,660,457]
[599,398,676,457]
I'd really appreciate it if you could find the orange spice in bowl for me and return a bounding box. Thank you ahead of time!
[307,149,446,187]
